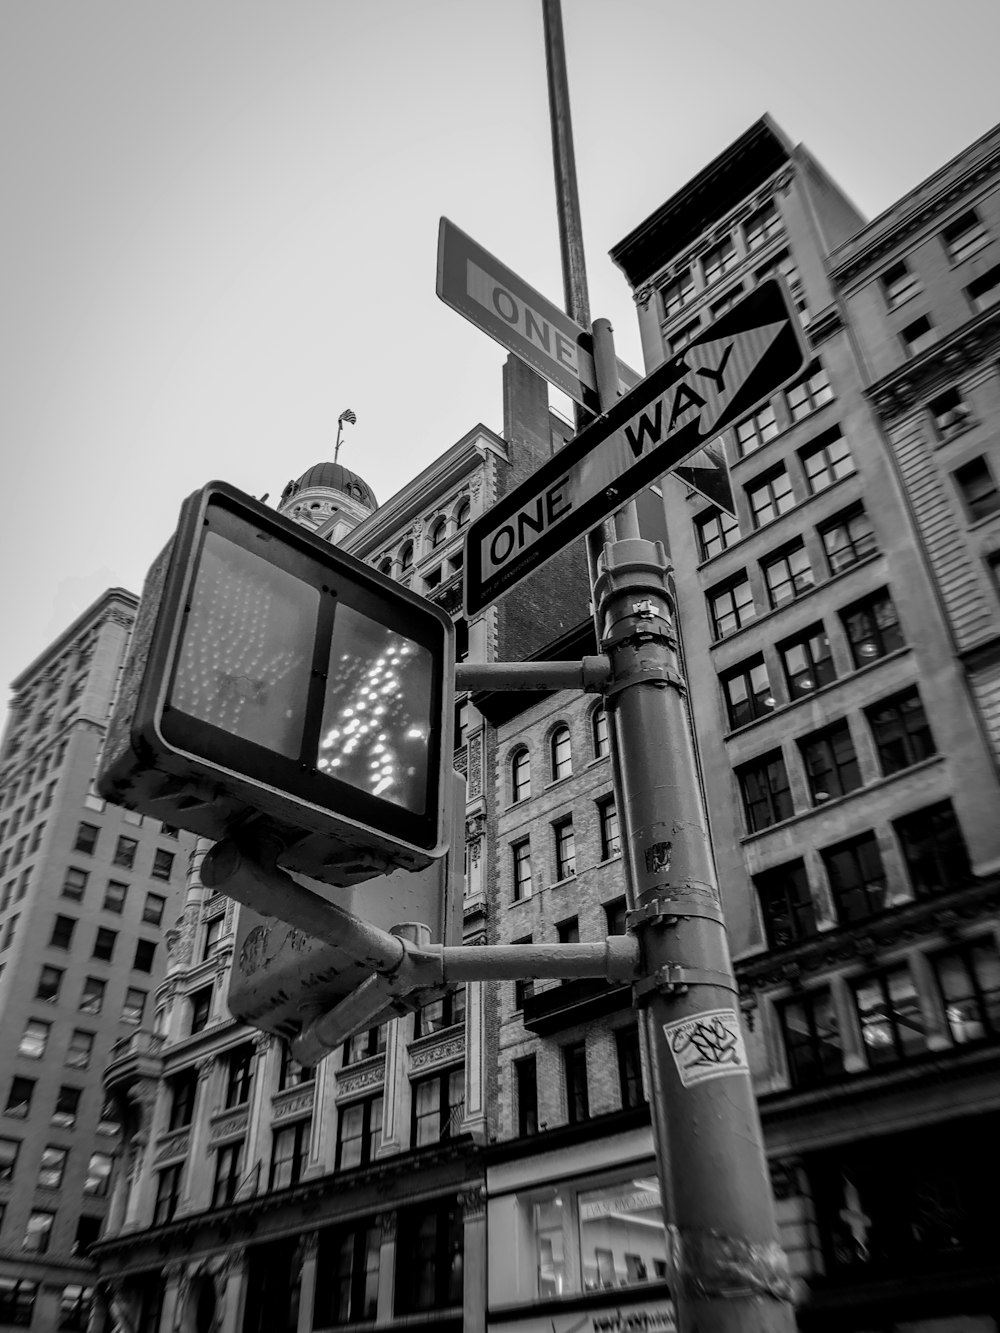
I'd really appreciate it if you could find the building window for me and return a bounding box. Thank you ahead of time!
[37,1145,68,1190]
[695,506,739,561]
[880,259,922,309]
[553,817,576,880]
[564,1042,589,1123]
[0,1137,21,1182]
[73,1215,102,1254]
[224,1045,254,1107]
[800,429,854,493]
[841,589,904,666]
[84,1151,112,1197]
[102,880,127,913]
[202,916,224,962]
[269,1119,311,1189]
[737,751,793,833]
[151,849,174,880]
[5,1077,34,1119]
[900,314,937,358]
[314,1220,381,1326]
[411,1068,464,1147]
[413,987,465,1038]
[515,1056,538,1136]
[430,516,448,548]
[278,1041,315,1090]
[336,1095,383,1169]
[965,263,1000,314]
[511,748,531,802]
[62,867,88,902]
[755,861,817,949]
[799,720,861,804]
[211,1142,243,1208]
[93,927,117,963]
[74,823,99,855]
[133,938,156,973]
[820,506,877,574]
[456,499,471,529]
[19,1019,50,1059]
[710,283,744,319]
[122,987,146,1026]
[668,317,700,357]
[592,705,610,758]
[153,1164,182,1225]
[928,386,973,439]
[823,832,887,923]
[113,836,137,869]
[598,796,620,860]
[342,1024,387,1066]
[616,1026,645,1109]
[58,1284,92,1331]
[395,1198,464,1315]
[746,468,794,528]
[660,268,696,317]
[514,935,533,1010]
[932,938,1000,1045]
[168,1071,197,1130]
[52,1085,81,1129]
[942,209,990,263]
[557,915,580,949]
[893,800,972,897]
[604,897,627,936]
[80,976,105,1015]
[954,455,1000,521]
[778,991,842,1088]
[22,1210,55,1254]
[743,201,781,251]
[65,1032,93,1071]
[512,839,532,901]
[49,914,76,949]
[721,657,774,730]
[763,542,814,608]
[453,701,469,752]
[853,965,925,1066]
[866,687,935,775]
[35,964,63,1004]
[708,575,755,639]
[142,892,165,926]
[702,235,737,284]
[734,403,779,457]
[550,725,572,780]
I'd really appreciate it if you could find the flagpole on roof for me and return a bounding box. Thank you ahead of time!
[334,409,357,464]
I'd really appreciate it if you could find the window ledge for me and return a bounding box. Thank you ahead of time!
[548,875,578,891]
[544,774,575,792]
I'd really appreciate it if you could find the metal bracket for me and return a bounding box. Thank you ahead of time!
[634,965,737,1000]
[627,897,725,930]
[601,616,675,652]
[602,663,686,700]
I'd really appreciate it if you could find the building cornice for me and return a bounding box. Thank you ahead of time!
[866,305,1000,421]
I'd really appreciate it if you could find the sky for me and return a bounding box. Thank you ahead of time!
[1,0,999,723]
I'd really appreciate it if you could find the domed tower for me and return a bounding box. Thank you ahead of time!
[277,460,377,544]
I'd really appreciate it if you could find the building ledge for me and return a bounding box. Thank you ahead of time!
[104,1029,166,1091]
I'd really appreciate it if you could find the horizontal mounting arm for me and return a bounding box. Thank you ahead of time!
[455,655,610,693]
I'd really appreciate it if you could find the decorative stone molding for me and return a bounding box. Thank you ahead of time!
[459,1184,487,1220]
[253,1032,273,1056]
[409,1033,465,1072]
[209,1109,249,1143]
[769,1158,803,1202]
[336,1061,386,1100]
[155,1129,190,1163]
[300,1232,319,1260]
[378,1211,397,1243]
[219,1246,247,1280]
[272,1086,315,1122]
[196,1056,217,1082]
[465,812,486,842]
[468,732,483,799]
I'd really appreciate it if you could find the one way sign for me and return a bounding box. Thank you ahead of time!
[464,278,808,616]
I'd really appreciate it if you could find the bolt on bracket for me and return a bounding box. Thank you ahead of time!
[627,897,725,930]
[634,964,737,1001]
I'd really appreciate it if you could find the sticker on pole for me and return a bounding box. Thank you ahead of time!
[662,1008,750,1087]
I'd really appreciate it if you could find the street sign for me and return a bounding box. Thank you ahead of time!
[437,217,638,412]
[464,278,807,616]
[672,440,735,516]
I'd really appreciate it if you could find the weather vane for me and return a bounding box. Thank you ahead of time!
[334,408,357,464]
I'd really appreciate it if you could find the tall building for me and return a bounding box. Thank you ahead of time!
[610,117,1000,1331]
[0,589,195,1331]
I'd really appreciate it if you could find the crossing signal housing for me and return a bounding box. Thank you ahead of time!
[98,482,454,886]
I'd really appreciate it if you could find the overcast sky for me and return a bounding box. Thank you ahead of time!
[2,0,999,720]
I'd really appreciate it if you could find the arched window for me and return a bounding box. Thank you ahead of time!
[400,543,414,572]
[430,517,448,548]
[455,499,471,529]
[550,725,572,781]
[592,706,610,759]
[511,749,531,803]
[378,557,392,576]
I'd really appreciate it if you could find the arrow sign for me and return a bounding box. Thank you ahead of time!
[437,217,638,412]
[464,278,808,616]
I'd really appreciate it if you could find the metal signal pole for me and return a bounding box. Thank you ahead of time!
[540,5,796,1328]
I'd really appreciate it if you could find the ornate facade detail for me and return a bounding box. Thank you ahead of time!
[378,1211,397,1243]
[300,1232,319,1260]
[336,1061,386,1099]
[459,1184,487,1219]
[272,1086,316,1122]
[465,812,486,842]
[219,1246,247,1281]
[209,1109,249,1143]
[196,1055,217,1082]
[769,1158,804,1202]
[468,731,483,798]
[105,608,135,630]
[409,1034,465,1072]
[154,1129,190,1163]
[253,1032,273,1056]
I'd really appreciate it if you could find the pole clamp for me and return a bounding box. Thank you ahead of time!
[601,616,675,652]
[634,965,737,999]
[628,897,725,930]
[603,663,686,700]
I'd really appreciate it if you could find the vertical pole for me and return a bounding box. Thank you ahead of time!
[591,326,795,1333]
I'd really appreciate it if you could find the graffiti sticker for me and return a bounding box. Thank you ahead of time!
[662,1008,749,1088]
